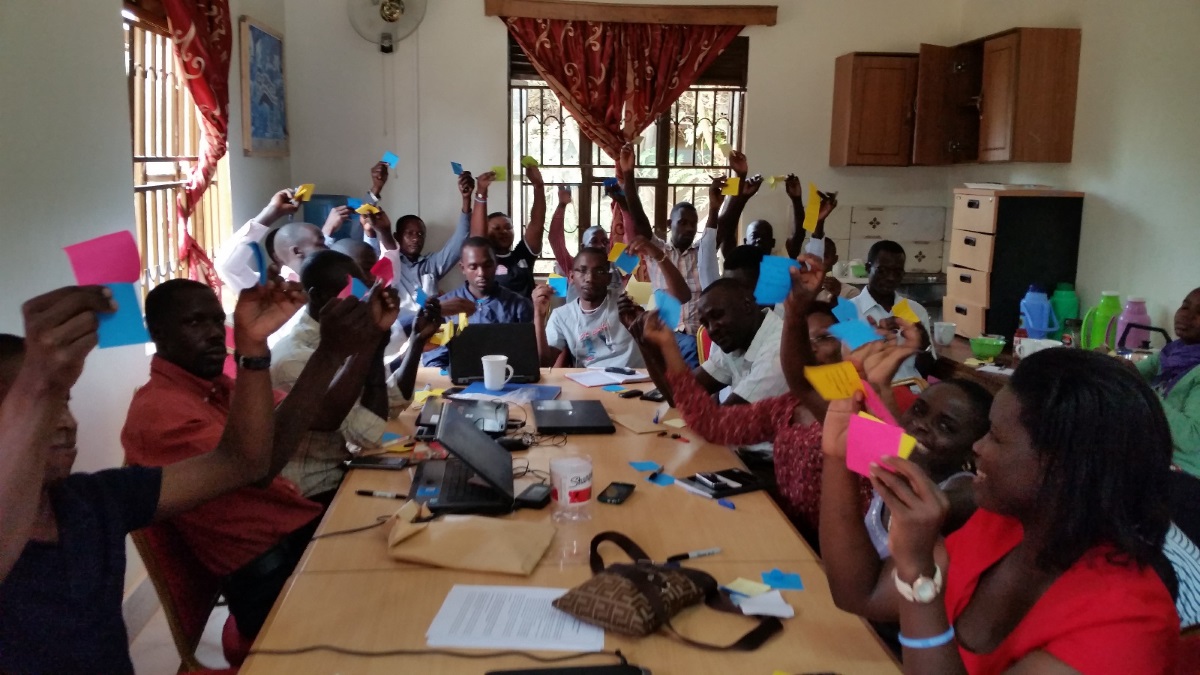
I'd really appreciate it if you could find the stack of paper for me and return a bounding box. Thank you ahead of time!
[566,368,651,387]
[426,585,604,652]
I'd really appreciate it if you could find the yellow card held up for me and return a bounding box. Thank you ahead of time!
[608,241,627,263]
[624,280,653,306]
[898,432,917,459]
[354,203,380,215]
[802,182,821,232]
[893,298,922,324]
[520,155,538,168]
[766,175,788,189]
[491,165,507,181]
[458,312,468,329]
[721,176,741,196]
[725,578,771,597]
[718,142,733,158]
[294,183,315,202]
[804,362,866,400]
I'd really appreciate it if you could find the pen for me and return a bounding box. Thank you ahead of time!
[675,481,713,499]
[356,490,407,500]
[666,547,721,563]
[718,499,736,510]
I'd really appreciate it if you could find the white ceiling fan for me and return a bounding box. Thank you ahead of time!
[347,0,427,53]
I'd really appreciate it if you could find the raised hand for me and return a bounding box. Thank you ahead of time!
[784,174,803,200]
[708,175,728,209]
[21,286,115,395]
[618,143,636,176]
[438,297,478,317]
[558,185,574,205]
[784,261,822,317]
[871,457,948,580]
[525,165,544,185]
[532,284,554,317]
[638,310,677,352]
[475,171,497,196]
[414,298,443,341]
[820,394,862,460]
[233,280,307,348]
[367,284,400,333]
[458,171,475,197]
[742,174,764,198]
[257,188,300,225]
[626,236,663,261]
[729,150,749,177]
[317,296,376,358]
[322,205,352,237]
[371,161,389,196]
[818,190,839,221]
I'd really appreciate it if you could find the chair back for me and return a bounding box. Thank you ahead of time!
[1178,626,1200,675]
[696,325,713,363]
[131,522,222,672]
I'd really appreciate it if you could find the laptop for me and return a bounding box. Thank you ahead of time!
[448,323,541,385]
[531,399,616,435]
[411,402,516,514]
[415,398,508,441]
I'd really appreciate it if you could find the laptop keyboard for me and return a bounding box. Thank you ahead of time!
[441,457,498,502]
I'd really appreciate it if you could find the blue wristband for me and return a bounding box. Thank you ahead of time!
[898,626,956,649]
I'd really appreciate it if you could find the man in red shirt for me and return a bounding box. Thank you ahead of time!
[122,278,393,639]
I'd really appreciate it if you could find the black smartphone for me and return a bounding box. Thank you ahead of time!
[344,455,410,470]
[598,481,636,504]
[515,484,552,509]
[618,389,644,399]
[639,389,666,403]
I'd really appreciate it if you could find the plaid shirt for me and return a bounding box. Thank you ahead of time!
[646,230,717,334]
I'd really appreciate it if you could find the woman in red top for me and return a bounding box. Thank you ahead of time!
[824,348,1180,673]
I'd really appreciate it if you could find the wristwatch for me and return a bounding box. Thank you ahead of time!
[233,351,272,371]
[893,565,943,604]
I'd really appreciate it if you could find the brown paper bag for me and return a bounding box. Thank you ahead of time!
[386,501,555,576]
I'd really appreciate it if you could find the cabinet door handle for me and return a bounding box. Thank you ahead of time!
[964,236,977,247]
[959,273,972,283]
[955,305,968,316]
[967,199,980,209]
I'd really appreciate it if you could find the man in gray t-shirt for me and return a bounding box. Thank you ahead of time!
[533,248,645,369]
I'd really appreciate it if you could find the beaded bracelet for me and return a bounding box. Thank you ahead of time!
[897,626,955,649]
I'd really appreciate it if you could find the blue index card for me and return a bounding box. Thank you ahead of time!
[381,151,399,169]
[98,283,151,349]
[761,568,804,591]
[246,242,268,286]
[415,289,429,305]
[829,319,884,350]
[602,384,626,392]
[346,197,364,210]
[754,256,801,306]
[832,296,859,324]
[629,461,660,472]
[613,249,639,275]
[652,289,682,331]
[382,432,403,443]
[451,162,464,175]
[350,278,370,299]
[547,276,568,297]
[648,472,675,486]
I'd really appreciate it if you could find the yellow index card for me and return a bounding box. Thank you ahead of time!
[802,182,820,232]
[892,298,922,324]
[804,362,866,401]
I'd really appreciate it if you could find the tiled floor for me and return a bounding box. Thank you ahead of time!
[130,606,231,674]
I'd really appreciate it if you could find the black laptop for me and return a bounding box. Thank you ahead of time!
[448,323,541,385]
[415,398,508,441]
[411,401,516,514]
[531,399,616,435]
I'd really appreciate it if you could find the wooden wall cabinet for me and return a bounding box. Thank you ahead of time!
[829,53,918,167]
[831,27,1081,167]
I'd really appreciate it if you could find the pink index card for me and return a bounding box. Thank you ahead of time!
[860,380,898,426]
[337,275,353,299]
[64,231,140,285]
[370,256,394,285]
[846,413,914,477]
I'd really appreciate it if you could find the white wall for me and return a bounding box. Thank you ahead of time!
[951,0,1200,326]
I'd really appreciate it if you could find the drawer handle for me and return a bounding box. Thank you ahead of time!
[955,305,969,316]
[964,236,977,246]
[959,273,972,283]
[967,199,980,209]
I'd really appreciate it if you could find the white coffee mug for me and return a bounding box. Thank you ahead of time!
[932,321,957,346]
[1016,338,1061,358]
[481,354,514,390]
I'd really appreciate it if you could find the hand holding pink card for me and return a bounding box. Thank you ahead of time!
[63,231,141,286]
[846,413,916,477]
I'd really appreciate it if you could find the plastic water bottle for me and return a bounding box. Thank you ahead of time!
[1049,283,1079,340]
[1019,285,1059,339]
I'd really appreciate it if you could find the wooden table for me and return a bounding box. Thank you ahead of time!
[241,370,901,675]
[930,337,1011,394]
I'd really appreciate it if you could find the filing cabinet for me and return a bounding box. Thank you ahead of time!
[942,188,1084,339]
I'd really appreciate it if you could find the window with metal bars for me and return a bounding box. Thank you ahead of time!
[508,35,749,273]
[123,10,231,293]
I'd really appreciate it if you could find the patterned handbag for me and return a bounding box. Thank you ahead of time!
[552,532,783,649]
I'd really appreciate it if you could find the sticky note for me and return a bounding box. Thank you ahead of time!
[294,183,315,202]
[607,242,627,263]
[652,289,682,331]
[804,362,865,400]
[415,288,429,306]
[382,432,403,443]
[630,134,645,146]
[721,176,741,196]
[766,175,788,190]
[520,155,538,168]
[413,388,445,406]
[246,242,268,286]
[663,418,686,429]
[718,142,733,158]
[761,569,804,591]
[832,297,859,324]
[613,249,639,276]
[351,278,370,299]
[97,283,151,349]
[428,323,455,346]
[547,275,568,297]
[370,257,394,285]
[602,384,626,392]
[801,182,821,233]
[381,151,399,169]
[723,578,772,597]
[624,281,652,306]
[893,298,922,324]
[346,197,364,210]
[861,381,898,426]
[846,413,916,477]
[451,162,464,175]
[829,319,884,350]
[64,231,141,286]
[753,256,800,306]
[629,461,661,472]
[490,165,507,181]
[355,203,380,215]
[648,473,675,486]
[457,312,468,329]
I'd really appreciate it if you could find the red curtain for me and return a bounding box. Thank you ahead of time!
[163,0,232,289]
[506,18,742,160]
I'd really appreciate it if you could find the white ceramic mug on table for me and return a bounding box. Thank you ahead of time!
[481,354,514,390]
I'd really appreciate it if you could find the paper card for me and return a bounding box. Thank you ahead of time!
[753,256,800,306]
[415,289,429,306]
[832,297,859,324]
[97,283,151,349]
[723,578,771,597]
[294,183,315,202]
[718,142,733,158]
[846,413,917,477]
[721,176,741,196]
[491,165,507,181]
[629,134,645,146]
[520,155,538,168]
[663,418,686,429]
[451,162,464,175]
[892,298,922,324]
[804,362,865,400]
[612,249,639,276]
[347,197,364,210]
[607,242,627,263]
[382,431,404,443]
[761,569,804,591]
[652,289,682,331]
[736,590,795,618]
[648,472,675,486]
[614,415,662,434]
[629,461,662,471]
[413,388,445,406]
[370,257,394,285]
[829,319,884,350]
[64,231,141,285]
[624,280,653,306]
[337,276,354,299]
[765,175,788,190]
[458,312,468,329]
[860,381,898,426]
[351,278,370,299]
[547,275,567,297]
[246,242,268,286]
[381,151,399,169]
[355,203,380,215]
[428,323,455,346]
[802,183,821,233]
[602,384,626,392]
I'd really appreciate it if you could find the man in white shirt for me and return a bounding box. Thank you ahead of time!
[214,189,338,290]
[693,278,789,404]
[850,240,931,381]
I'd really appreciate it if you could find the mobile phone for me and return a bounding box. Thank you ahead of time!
[344,455,410,470]
[694,473,719,489]
[515,484,551,509]
[639,389,666,403]
[598,481,636,504]
[618,389,644,399]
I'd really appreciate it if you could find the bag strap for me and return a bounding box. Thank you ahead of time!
[589,531,653,573]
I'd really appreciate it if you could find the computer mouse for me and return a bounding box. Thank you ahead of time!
[497,436,531,452]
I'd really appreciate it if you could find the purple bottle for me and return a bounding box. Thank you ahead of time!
[1117,298,1152,349]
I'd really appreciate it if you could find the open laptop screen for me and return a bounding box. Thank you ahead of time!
[435,402,516,499]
